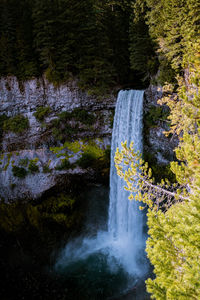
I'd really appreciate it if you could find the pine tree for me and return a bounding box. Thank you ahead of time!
[0,0,18,76]
[129,1,158,80]
[115,1,200,297]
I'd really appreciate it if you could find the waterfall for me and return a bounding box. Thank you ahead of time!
[108,90,147,275]
[56,89,148,281]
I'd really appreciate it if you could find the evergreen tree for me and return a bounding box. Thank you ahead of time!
[129,1,158,80]
[0,0,18,76]
[0,0,141,90]
[115,0,200,297]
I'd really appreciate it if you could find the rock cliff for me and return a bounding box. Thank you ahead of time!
[0,77,114,201]
[0,77,177,200]
[144,85,178,180]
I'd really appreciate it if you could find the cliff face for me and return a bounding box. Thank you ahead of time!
[144,85,178,180]
[0,77,177,201]
[0,77,115,152]
[0,77,115,201]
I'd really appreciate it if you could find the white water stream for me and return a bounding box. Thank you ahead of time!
[107,90,146,275]
[56,90,148,278]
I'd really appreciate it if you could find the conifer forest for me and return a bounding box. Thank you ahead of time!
[0,0,199,299]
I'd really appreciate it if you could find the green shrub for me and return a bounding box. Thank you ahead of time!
[3,153,12,171]
[64,141,82,153]
[12,166,28,178]
[72,108,95,125]
[0,114,9,137]
[28,159,39,173]
[77,141,106,169]
[3,115,29,134]
[77,152,96,169]
[109,110,115,129]
[19,157,29,167]
[143,151,176,182]
[57,108,95,125]
[104,147,111,163]
[33,106,52,122]
[43,164,51,173]
[55,158,71,170]
[50,108,95,142]
[144,105,169,128]
[82,141,104,158]
[51,121,80,142]
[77,145,110,174]
[0,193,77,233]
[156,59,177,86]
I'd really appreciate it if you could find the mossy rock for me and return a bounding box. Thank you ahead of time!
[34,106,52,122]
[3,115,29,134]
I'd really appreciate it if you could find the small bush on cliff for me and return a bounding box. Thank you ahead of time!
[77,142,110,171]
[19,158,29,167]
[3,115,29,134]
[28,159,39,173]
[33,106,52,122]
[12,166,28,178]
[55,158,71,170]
[77,152,96,169]
[43,164,51,173]
[51,120,80,142]
[0,114,9,137]
[58,108,95,125]
[72,108,95,125]
[144,105,170,128]
[50,108,95,142]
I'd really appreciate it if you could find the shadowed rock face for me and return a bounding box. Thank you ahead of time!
[144,85,178,165]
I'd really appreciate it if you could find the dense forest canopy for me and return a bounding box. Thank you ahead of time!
[0,0,156,92]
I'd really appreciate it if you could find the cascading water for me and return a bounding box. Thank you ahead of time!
[55,90,148,298]
[107,90,146,275]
